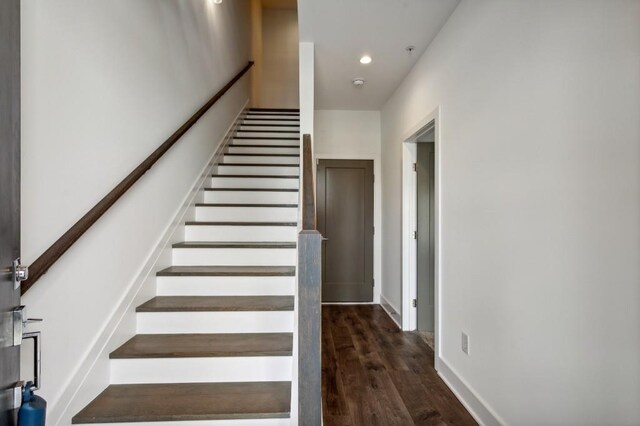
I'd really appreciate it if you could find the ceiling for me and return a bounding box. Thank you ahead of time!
[297,0,460,110]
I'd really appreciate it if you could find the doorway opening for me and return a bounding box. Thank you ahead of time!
[401,112,441,363]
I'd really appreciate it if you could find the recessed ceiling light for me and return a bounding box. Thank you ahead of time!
[212,0,223,4]
[359,55,372,65]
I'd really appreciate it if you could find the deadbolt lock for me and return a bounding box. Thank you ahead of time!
[2,258,29,289]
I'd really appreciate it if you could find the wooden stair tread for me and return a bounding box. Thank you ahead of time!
[137,296,295,312]
[157,265,295,276]
[72,382,291,423]
[224,153,299,157]
[110,333,293,358]
[241,124,300,128]
[173,242,296,249]
[195,203,298,209]
[204,188,298,192]
[219,163,299,167]
[228,144,300,148]
[233,136,299,140]
[249,108,299,112]
[246,111,299,114]
[185,221,297,226]
[211,174,299,179]
[237,130,299,133]
[244,118,299,121]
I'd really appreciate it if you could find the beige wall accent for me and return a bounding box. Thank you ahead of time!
[260,8,299,108]
[250,0,263,107]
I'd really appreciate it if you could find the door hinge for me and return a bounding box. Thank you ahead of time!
[372,278,375,287]
[373,226,375,235]
[412,299,417,308]
[412,231,417,239]
[412,163,417,172]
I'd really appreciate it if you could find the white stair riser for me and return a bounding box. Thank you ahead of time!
[236,132,299,138]
[244,113,299,118]
[216,165,299,176]
[185,225,297,242]
[232,138,299,146]
[222,156,299,165]
[137,311,294,334]
[196,206,297,222]
[156,276,295,296]
[111,357,292,384]
[172,248,296,266]
[210,177,299,189]
[239,124,300,131]
[240,125,299,132]
[241,120,300,125]
[228,146,299,155]
[88,418,291,426]
[203,191,298,204]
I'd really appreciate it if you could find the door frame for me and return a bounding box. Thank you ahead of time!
[315,154,380,305]
[401,107,441,363]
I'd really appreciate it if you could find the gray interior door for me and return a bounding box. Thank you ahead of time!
[417,143,435,332]
[0,0,22,424]
[317,160,374,302]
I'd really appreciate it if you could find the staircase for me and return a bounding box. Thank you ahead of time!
[73,108,301,425]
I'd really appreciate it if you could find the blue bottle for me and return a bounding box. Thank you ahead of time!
[18,382,46,426]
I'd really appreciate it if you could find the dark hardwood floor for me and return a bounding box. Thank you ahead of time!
[322,305,477,426]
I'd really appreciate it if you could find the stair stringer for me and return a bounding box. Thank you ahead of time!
[53,100,249,426]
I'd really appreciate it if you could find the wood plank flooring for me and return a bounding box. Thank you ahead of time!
[322,305,477,426]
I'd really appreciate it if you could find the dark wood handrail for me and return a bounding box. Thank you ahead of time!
[21,61,254,294]
[301,134,316,230]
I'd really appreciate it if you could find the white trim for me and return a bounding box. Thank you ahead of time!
[379,295,402,329]
[53,100,249,426]
[437,358,504,426]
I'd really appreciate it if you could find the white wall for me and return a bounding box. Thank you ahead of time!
[314,110,382,304]
[260,8,299,108]
[381,1,640,424]
[20,1,251,423]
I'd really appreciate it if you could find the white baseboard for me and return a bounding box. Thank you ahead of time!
[436,358,504,426]
[379,295,402,329]
[52,100,249,425]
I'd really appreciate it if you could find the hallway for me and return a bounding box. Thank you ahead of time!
[322,305,476,425]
